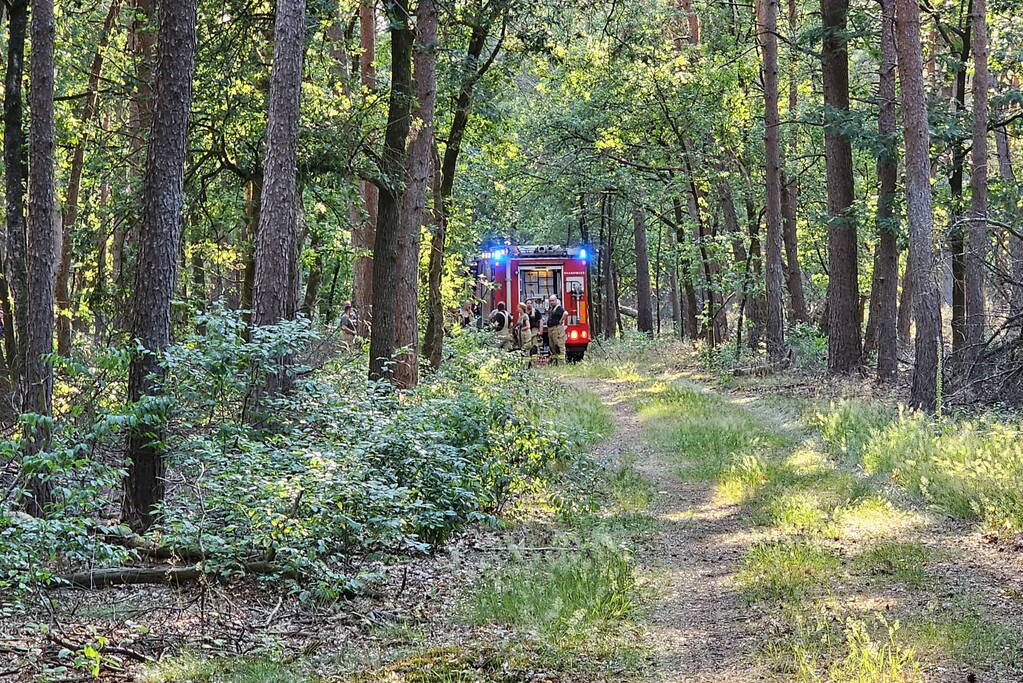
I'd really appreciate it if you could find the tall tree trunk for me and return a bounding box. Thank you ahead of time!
[252,0,306,392]
[668,222,683,337]
[821,0,861,372]
[300,232,323,317]
[633,203,654,335]
[995,125,1022,318]
[896,0,942,411]
[964,0,988,368]
[55,0,120,357]
[758,0,787,360]
[422,19,501,369]
[21,0,59,516]
[123,0,197,531]
[368,0,413,382]
[394,0,438,390]
[781,0,809,323]
[864,0,900,381]
[4,0,29,386]
[600,193,616,340]
[949,14,971,354]
[897,258,914,346]
[352,0,378,335]
[240,176,260,321]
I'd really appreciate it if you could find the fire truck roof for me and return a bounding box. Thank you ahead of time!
[480,245,586,259]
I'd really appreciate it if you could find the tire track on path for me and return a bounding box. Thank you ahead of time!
[565,377,763,682]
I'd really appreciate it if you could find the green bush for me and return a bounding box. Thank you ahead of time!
[2,309,578,600]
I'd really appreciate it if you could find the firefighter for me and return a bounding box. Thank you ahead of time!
[515,302,532,353]
[546,295,566,363]
[488,302,513,348]
[340,302,358,350]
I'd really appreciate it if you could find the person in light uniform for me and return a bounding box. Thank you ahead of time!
[546,295,566,364]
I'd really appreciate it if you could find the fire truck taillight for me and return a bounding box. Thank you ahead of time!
[570,330,578,340]
[581,330,588,339]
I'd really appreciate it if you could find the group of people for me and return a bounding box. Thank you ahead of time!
[485,295,567,363]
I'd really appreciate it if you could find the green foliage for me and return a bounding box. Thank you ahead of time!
[2,309,577,602]
[816,400,1023,531]
[468,546,636,641]
[737,540,841,603]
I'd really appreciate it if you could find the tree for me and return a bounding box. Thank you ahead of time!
[123,0,198,531]
[352,0,378,334]
[965,0,989,368]
[4,0,29,385]
[896,0,942,411]
[758,0,787,361]
[821,0,861,373]
[368,0,414,382]
[21,0,59,516]
[252,0,307,337]
[55,0,121,357]
[394,0,439,389]
[864,0,900,381]
[422,9,505,369]
[633,203,654,335]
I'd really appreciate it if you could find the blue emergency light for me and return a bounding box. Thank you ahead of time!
[579,248,588,261]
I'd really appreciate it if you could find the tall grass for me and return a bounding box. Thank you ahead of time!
[816,401,1023,531]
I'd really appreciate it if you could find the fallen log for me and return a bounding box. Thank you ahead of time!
[53,561,292,589]
[733,348,795,377]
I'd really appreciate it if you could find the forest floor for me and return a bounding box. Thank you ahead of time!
[6,346,1023,681]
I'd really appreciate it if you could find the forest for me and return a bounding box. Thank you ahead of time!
[2,0,1023,679]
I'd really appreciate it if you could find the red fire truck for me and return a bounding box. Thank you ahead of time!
[473,244,592,361]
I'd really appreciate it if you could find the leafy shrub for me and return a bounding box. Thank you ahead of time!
[2,308,577,600]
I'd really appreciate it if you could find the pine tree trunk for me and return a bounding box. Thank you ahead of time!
[394,0,438,390]
[759,0,787,360]
[4,0,29,386]
[821,0,861,372]
[896,0,942,411]
[300,232,323,317]
[251,0,306,393]
[865,0,900,381]
[964,0,988,369]
[949,21,971,354]
[352,0,377,335]
[123,0,197,531]
[634,204,654,335]
[781,0,809,323]
[368,1,413,382]
[897,258,914,346]
[995,126,1022,318]
[21,0,59,516]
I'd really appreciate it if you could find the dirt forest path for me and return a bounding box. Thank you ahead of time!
[565,377,762,682]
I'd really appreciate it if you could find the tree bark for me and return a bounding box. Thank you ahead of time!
[368,0,413,382]
[4,0,29,386]
[633,203,654,335]
[781,0,809,324]
[949,15,971,353]
[864,0,900,381]
[896,0,942,411]
[821,0,861,373]
[394,0,438,390]
[758,0,787,360]
[123,0,198,531]
[252,0,306,333]
[897,258,914,346]
[55,0,121,357]
[21,0,59,516]
[995,125,1022,318]
[352,0,377,335]
[422,18,502,369]
[964,0,988,368]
